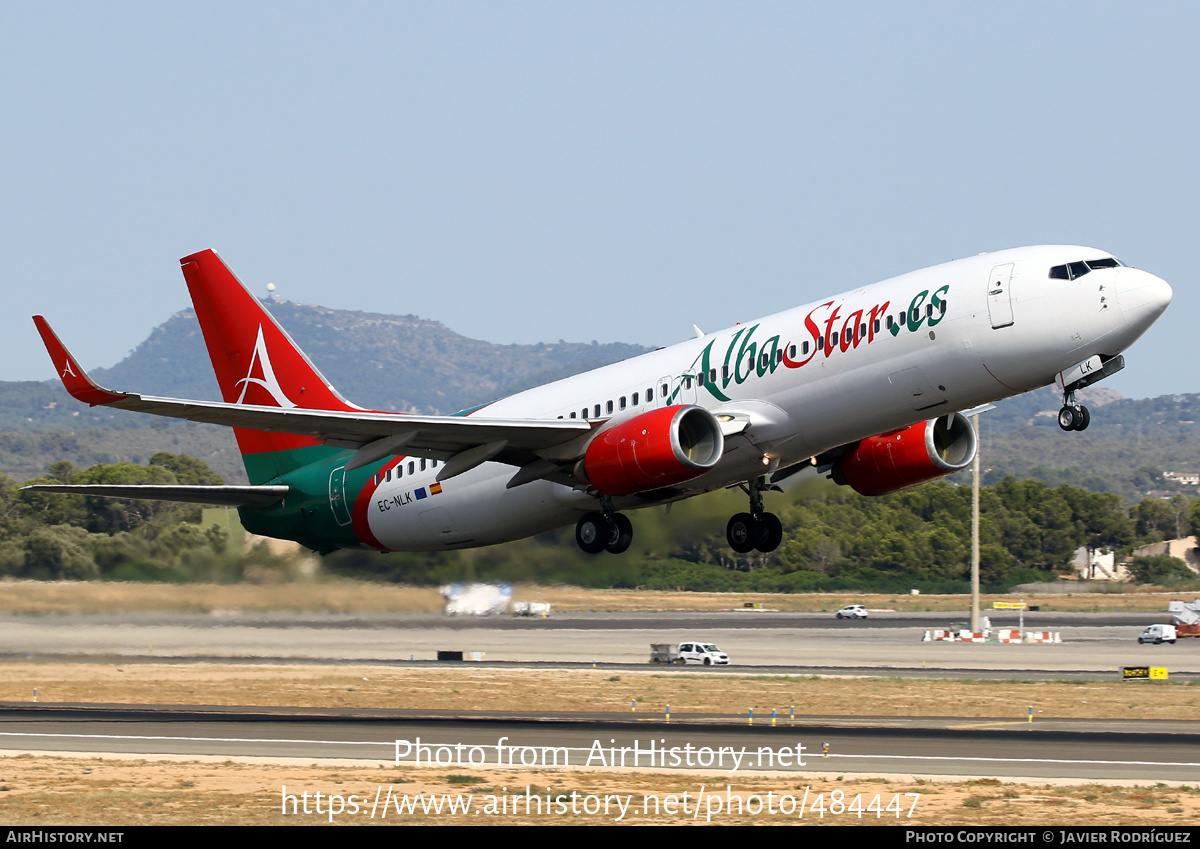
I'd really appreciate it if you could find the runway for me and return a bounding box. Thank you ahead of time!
[2,705,1197,782]
[0,610,1193,674]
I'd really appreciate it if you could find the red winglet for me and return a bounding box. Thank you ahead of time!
[32,316,127,406]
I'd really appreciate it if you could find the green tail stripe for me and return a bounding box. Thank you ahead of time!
[242,443,344,486]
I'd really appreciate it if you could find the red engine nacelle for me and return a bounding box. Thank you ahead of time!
[835,412,977,497]
[577,405,724,496]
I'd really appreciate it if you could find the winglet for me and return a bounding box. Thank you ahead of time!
[32,316,128,406]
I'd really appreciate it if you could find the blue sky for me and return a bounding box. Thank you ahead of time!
[1,2,1195,398]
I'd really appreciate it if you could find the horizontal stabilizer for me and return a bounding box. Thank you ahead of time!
[20,484,289,508]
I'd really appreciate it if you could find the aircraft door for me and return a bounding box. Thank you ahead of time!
[987,263,1015,329]
[656,375,673,407]
[329,466,353,526]
[668,373,697,405]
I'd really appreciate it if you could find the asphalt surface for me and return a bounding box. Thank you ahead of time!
[0,609,1193,673]
[2,704,1197,782]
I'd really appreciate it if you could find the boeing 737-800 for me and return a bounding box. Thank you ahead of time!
[25,246,1172,556]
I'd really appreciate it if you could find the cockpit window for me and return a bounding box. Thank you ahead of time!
[1048,257,1122,280]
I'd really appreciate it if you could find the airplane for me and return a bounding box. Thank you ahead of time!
[25,246,1172,557]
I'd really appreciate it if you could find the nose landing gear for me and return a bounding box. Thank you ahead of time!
[726,476,784,553]
[1058,389,1090,432]
[1058,403,1090,431]
[1054,353,1125,432]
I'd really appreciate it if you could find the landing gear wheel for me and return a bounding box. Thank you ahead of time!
[1059,404,1091,431]
[605,513,633,554]
[754,512,784,553]
[575,512,610,554]
[727,513,756,553]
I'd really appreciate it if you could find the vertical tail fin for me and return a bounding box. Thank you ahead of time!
[179,250,356,483]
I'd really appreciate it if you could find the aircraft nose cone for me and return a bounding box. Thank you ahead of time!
[1115,269,1173,325]
[1146,273,1173,313]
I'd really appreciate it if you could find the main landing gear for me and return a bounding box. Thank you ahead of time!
[574,479,786,556]
[726,477,783,554]
[1058,390,1090,432]
[576,497,633,555]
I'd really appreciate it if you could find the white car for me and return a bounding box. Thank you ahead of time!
[836,604,869,620]
[677,642,730,666]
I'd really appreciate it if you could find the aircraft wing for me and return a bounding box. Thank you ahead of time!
[19,484,290,508]
[33,316,593,476]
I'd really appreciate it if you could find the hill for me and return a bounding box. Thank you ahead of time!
[0,301,650,482]
[96,301,652,413]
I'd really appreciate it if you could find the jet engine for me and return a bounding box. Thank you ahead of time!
[833,412,977,497]
[576,405,724,496]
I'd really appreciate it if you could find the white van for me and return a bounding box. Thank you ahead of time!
[677,641,730,666]
[1138,624,1177,644]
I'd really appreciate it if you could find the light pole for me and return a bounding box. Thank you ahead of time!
[970,413,982,634]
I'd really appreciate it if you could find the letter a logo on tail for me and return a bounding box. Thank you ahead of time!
[235,325,298,408]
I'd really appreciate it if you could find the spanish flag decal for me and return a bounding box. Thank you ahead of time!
[430,482,443,495]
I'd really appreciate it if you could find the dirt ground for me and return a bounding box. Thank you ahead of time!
[3,754,1199,826]
[0,579,1181,615]
[2,663,1197,720]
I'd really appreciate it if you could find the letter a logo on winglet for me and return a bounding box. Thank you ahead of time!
[60,360,76,379]
[234,325,297,408]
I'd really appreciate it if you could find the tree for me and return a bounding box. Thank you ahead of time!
[149,453,223,486]
[1127,555,1195,585]
[1132,497,1177,542]
[22,525,98,580]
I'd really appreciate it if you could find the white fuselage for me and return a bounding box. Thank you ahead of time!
[361,246,1172,550]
